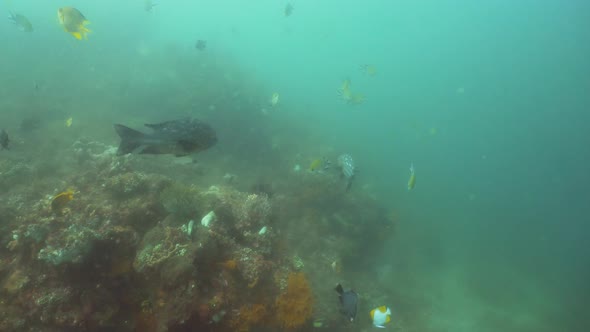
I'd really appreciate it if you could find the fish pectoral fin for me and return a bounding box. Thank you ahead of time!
[116,142,140,155]
[72,32,82,40]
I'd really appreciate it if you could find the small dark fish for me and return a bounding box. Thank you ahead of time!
[144,0,158,12]
[335,283,358,322]
[284,3,294,17]
[195,39,207,51]
[114,118,217,157]
[19,116,42,132]
[0,129,10,150]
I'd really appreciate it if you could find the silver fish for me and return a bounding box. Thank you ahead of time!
[8,12,33,32]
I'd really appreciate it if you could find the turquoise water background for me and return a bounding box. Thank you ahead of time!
[2,0,589,331]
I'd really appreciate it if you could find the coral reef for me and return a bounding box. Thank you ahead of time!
[0,129,394,331]
[230,304,269,332]
[275,272,314,329]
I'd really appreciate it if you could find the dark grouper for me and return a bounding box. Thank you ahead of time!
[114,118,217,157]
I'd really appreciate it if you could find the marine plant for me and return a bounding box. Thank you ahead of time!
[159,183,201,218]
[275,272,313,329]
[133,226,189,272]
[230,304,269,332]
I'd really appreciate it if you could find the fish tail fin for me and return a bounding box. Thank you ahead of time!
[335,283,344,295]
[114,124,145,155]
[81,24,91,40]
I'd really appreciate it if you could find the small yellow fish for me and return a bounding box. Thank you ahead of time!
[370,306,392,328]
[340,78,351,92]
[57,7,91,40]
[270,92,280,107]
[51,189,74,212]
[407,163,416,190]
[65,117,73,127]
[309,159,322,171]
[349,92,365,105]
[338,79,365,105]
[360,64,377,76]
[331,260,342,273]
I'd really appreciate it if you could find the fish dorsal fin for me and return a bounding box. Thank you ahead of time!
[379,306,387,313]
[370,308,376,318]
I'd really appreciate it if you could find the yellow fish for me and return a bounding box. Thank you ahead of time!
[51,189,74,212]
[57,7,91,40]
[370,306,391,328]
[349,92,365,105]
[65,117,73,127]
[309,159,322,171]
[407,163,416,190]
[340,78,351,92]
[360,64,377,76]
[270,92,280,107]
[338,79,365,105]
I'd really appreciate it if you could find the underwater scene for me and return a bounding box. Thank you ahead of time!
[1,0,589,331]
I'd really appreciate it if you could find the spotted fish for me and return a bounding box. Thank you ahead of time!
[337,154,355,191]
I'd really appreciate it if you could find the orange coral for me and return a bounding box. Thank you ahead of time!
[219,259,237,270]
[275,272,313,329]
[230,304,268,332]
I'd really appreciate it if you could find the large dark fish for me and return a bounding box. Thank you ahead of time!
[114,118,217,157]
[0,129,9,150]
[335,283,358,322]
